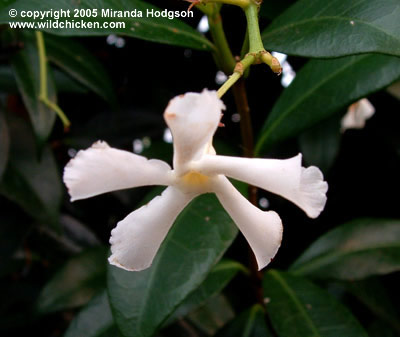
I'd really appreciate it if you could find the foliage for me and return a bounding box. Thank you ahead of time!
[0,0,399,336]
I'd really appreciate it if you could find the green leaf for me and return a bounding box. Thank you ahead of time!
[186,294,235,335]
[290,218,400,280]
[10,30,56,147]
[262,0,400,58]
[0,113,62,228]
[299,114,341,174]
[0,0,213,51]
[368,320,398,337]
[0,108,9,179]
[166,259,245,325]
[0,65,87,94]
[107,193,238,337]
[45,34,116,105]
[263,270,368,337]
[259,0,296,20]
[37,247,108,314]
[0,66,18,92]
[0,0,16,11]
[255,54,400,154]
[215,304,272,337]
[64,290,115,337]
[346,278,400,335]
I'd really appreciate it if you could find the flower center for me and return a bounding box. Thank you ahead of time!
[181,171,209,187]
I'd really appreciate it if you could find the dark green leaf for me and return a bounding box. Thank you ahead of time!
[368,320,398,337]
[39,214,101,254]
[0,66,18,92]
[290,218,400,280]
[259,0,296,20]
[0,113,62,228]
[0,108,10,179]
[215,304,272,337]
[186,294,234,336]
[255,54,400,154]
[52,69,89,93]
[37,247,108,314]
[0,0,213,51]
[0,0,16,11]
[0,211,31,264]
[346,278,400,335]
[0,65,87,94]
[60,214,101,250]
[10,30,56,147]
[263,270,368,337]
[107,193,238,337]
[64,290,114,337]
[262,0,400,58]
[166,259,245,325]
[97,326,121,337]
[45,34,116,105]
[299,114,341,173]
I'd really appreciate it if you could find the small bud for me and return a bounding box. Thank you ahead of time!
[271,57,282,75]
[234,61,244,75]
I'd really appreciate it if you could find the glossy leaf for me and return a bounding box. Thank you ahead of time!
[368,320,398,337]
[262,0,400,58]
[263,270,368,337]
[215,304,272,337]
[290,219,400,280]
[64,290,114,337]
[107,193,238,337]
[0,0,213,51]
[45,34,116,105]
[259,0,296,20]
[299,114,341,173]
[37,247,108,314]
[166,259,245,325]
[0,66,18,92]
[10,31,56,147]
[0,114,62,228]
[346,278,400,334]
[0,108,9,179]
[0,65,87,94]
[256,54,400,153]
[0,0,15,11]
[187,294,235,336]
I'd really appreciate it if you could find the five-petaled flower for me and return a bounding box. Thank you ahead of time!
[64,90,328,272]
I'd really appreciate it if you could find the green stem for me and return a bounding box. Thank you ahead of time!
[217,54,254,98]
[36,31,47,100]
[35,31,70,129]
[208,9,236,74]
[244,2,264,53]
[200,0,250,9]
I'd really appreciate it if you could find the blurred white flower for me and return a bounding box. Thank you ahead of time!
[64,90,328,272]
[341,98,375,132]
[272,52,296,87]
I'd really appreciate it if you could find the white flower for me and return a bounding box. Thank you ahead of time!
[341,98,375,132]
[63,90,328,272]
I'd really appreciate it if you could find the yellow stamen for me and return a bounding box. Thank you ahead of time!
[182,171,209,187]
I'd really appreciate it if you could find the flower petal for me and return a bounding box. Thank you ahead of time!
[194,154,328,218]
[64,141,171,201]
[108,186,195,271]
[214,176,283,270]
[164,89,225,174]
